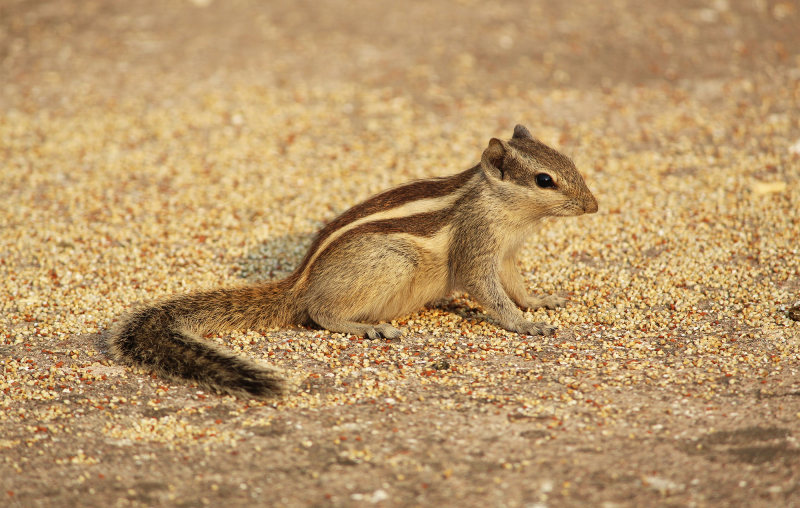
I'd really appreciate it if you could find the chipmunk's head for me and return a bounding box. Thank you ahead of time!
[480,124,598,219]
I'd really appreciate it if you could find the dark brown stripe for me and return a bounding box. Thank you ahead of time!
[292,166,479,276]
[344,208,451,238]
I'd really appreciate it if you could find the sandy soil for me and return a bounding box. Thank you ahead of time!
[2,0,800,506]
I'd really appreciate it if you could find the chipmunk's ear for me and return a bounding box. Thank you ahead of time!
[512,124,533,140]
[481,138,509,180]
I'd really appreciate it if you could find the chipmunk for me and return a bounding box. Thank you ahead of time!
[105,124,598,399]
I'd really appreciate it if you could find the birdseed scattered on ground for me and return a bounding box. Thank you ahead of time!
[1,0,799,506]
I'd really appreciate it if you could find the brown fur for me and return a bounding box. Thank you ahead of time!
[105,125,598,398]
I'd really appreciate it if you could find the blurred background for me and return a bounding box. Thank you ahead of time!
[2,0,798,106]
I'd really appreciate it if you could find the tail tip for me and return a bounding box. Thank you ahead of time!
[217,366,287,400]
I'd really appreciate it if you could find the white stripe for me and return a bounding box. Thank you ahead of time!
[297,176,475,283]
[398,227,452,256]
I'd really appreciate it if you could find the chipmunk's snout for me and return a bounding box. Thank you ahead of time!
[583,194,599,214]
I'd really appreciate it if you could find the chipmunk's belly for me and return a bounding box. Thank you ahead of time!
[363,229,452,322]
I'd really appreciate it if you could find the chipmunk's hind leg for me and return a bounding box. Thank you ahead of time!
[303,234,425,339]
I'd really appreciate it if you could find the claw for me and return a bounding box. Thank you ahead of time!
[507,319,557,336]
[525,295,567,310]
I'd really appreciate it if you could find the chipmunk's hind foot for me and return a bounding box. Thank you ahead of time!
[366,323,403,340]
[309,312,403,340]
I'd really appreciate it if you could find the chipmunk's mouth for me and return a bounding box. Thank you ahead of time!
[550,201,592,217]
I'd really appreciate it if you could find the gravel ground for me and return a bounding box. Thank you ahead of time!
[2,0,800,506]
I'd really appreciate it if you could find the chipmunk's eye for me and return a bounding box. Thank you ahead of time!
[535,173,555,189]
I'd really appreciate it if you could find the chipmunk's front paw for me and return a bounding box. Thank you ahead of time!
[524,295,567,310]
[507,320,557,337]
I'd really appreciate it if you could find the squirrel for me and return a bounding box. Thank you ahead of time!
[105,124,598,399]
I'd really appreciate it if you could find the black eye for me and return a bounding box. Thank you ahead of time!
[535,173,555,188]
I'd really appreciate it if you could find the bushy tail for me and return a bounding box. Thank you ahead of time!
[105,279,297,399]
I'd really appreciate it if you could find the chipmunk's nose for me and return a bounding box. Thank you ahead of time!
[583,194,599,214]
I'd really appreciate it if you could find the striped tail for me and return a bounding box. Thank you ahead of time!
[105,280,296,398]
